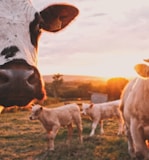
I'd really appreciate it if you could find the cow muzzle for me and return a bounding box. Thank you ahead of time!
[0,60,46,107]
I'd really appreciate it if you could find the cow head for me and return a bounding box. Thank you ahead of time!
[0,1,79,107]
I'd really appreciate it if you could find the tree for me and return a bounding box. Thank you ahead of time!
[77,83,92,99]
[51,73,63,98]
[106,77,129,100]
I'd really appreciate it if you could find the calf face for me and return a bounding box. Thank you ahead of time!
[0,1,78,107]
[29,104,42,120]
[81,103,93,115]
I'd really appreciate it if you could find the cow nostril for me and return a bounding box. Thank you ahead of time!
[27,71,38,85]
[0,70,9,84]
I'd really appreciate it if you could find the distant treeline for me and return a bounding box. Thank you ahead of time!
[45,75,129,102]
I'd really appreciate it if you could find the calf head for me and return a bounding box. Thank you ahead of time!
[0,1,79,107]
[29,104,43,120]
[81,103,93,115]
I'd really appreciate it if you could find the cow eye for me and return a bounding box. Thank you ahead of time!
[29,13,42,48]
[35,24,41,33]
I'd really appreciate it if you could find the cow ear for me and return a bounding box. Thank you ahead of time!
[134,64,149,78]
[40,4,79,32]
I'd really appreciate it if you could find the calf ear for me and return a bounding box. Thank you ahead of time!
[134,64,149,78]
[89,103,94,108]
[40,106,43,111]
[40,4,79,32]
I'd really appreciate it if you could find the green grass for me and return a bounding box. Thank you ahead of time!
[0,108,130,160]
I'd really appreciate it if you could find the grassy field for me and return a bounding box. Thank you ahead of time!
[0,104,131,160]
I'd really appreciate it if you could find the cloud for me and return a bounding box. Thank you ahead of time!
[33,0,149,77]
[90,13,107,17]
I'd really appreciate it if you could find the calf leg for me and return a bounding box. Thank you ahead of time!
[74,116,83,144]
[47,126,59,151]
[76,121,83,144]
[90,119,99,137]
[99,120,104,134]
[67,123,73,144]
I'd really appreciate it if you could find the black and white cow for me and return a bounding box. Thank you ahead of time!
[0,0,78,107]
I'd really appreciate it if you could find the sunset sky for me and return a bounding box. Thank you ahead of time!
[32,0,149,78]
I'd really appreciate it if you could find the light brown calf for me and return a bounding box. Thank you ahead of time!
[30,103,83,151]
[82,100,124,136]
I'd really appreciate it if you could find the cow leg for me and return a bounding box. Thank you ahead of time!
[47,126,59,151]
[125,125,135,158]
[117,117,124,135]
[99,120,104,134]
[130,118,149,159]
[67,123,73,145]
[90,119,99,137]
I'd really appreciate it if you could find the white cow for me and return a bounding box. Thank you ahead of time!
[120,63,149,159]
[81,100,124,136]
[29,103,83,151]
[0,0,78,107]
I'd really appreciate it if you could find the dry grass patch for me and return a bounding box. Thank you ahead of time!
[0,108,130,160]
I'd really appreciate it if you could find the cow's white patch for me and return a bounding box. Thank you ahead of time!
[0,0,37,66]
